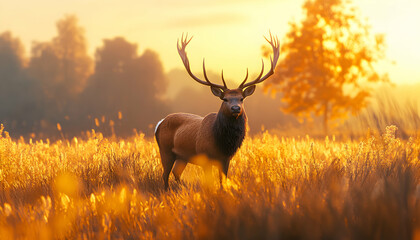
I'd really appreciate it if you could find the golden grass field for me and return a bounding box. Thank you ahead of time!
[0,124,419,239]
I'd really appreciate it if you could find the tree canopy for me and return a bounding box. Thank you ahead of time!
[28,15,93,116]
[82,37,169,136]
[266,0,389,134]
[0,32,42,135]
[0,16,170,138]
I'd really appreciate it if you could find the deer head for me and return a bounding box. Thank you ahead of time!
[177,33,280,118]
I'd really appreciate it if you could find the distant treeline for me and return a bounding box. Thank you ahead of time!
[0,15,298,139]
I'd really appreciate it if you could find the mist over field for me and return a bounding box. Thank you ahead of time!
[1,23,419,140]
[1,0,420,239]
[0,21,295,139]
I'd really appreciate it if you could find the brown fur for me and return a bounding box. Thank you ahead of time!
[157,33,279,189]
[155,90,248,189]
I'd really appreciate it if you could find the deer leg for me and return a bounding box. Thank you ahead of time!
[223,160,230,177]
[172,160,187,182]
[219,169,224,188]
[160,150,176,190]
[219,160,230,187]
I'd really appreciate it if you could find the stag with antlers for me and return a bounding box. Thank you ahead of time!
[155,33,280,189]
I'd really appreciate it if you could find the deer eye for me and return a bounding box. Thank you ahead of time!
[240,98,244,102]
[223,98,228,102]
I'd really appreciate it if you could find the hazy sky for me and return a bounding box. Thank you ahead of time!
[1,0,419,86]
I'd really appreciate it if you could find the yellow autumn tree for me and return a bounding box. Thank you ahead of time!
[265,0,389,134]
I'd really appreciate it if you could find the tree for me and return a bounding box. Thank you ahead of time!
[0,32,26,116]
[28,15,93,117]
[0,32,42,135]
[82,37,169,136]
[265,0,388,134]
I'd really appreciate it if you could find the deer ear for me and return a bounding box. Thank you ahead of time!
[211,86,224,99]
[242,85,256,98]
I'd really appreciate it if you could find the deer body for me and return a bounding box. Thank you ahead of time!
[156,34,279,189]
[155,109,246,183]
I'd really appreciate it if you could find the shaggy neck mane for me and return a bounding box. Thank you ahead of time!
[213,112,247,158]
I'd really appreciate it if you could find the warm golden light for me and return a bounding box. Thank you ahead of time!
[0,2,419,238]
[1,0,418,85]
[0,125,419,238]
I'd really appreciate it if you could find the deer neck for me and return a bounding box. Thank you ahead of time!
[213,110,247,158]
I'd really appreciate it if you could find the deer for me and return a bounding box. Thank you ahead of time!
[155,33,280,189]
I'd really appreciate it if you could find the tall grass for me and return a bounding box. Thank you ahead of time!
[0,124,419,239]
[342,90,420,139]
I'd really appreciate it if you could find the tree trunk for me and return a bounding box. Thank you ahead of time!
[323,102,329,136]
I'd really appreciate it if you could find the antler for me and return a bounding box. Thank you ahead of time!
[177,33,228,90]
[238,32,280,89]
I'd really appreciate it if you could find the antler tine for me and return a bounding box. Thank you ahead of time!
[202,59,212,84]
[238,68,249,88]
[221,70,228,89]
[239,60,265,88]
[177,33,226,90]
[239,33,280,89]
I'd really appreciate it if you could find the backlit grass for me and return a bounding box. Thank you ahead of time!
[0,124,419,239]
